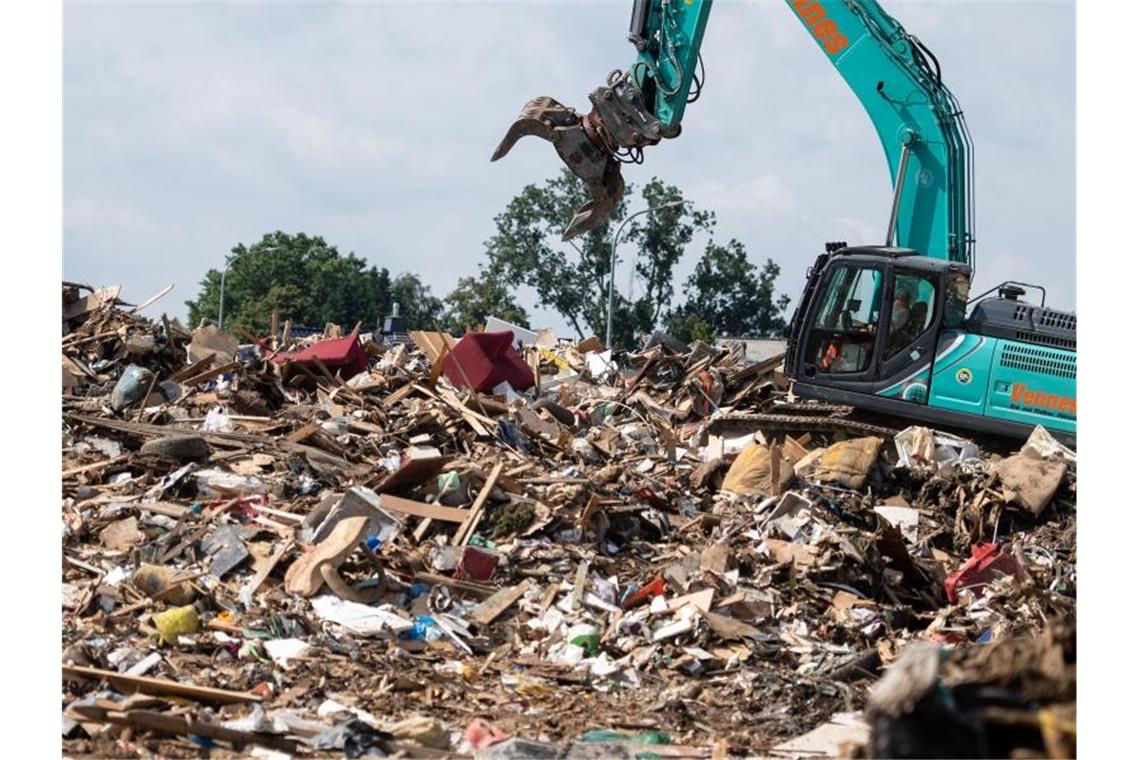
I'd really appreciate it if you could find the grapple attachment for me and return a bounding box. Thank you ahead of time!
[491,96,623,241]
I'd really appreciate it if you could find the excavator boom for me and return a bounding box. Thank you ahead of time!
[491,0,974,267]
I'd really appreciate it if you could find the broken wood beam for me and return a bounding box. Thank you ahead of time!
[452,462,503,546]
[62,665,263,705]
[469,580,533,627]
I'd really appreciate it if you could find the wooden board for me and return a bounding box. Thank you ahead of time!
[412,572,496,599]
[179,361,241,389]
[135,502,190,519]
[243,538,294,599]
[703,610,762,640]
[408,330,457,364]
[667,587,715,613]
[103,709,298,753]
[378,493,470,523]
[468,580,532,627]
[62,285,120,321]
[62,665,263,704]
[374,455,449,494]
[571,560,589,610]
[451,462,503,546]
[286,421,321,443]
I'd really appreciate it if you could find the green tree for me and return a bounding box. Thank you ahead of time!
[186,231,402,333]
[389,272,444,330]
[665,239,791,342]
[483,169,712,349]
[441,267,529,333]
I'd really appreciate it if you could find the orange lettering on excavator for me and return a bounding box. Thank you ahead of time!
[1011,383,1077,414]
[789,1,849,57]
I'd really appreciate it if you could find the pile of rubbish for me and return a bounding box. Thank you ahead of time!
[61,282,1076,758]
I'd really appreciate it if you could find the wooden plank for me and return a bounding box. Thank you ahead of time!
[576,492,602,531]
[382,382,415,406]
[703,611,761,639]
[438,387,496,426]
[134,371,160,421]
[62,329,122,349]
[769,437,783,497]
[452,462,503,546]
[103,709,298,753]
[179,361,241,389]
[135,501,189,519]
[242,538,294,599]
[374,455,449,494]
[537,582,560,614]
[311,357,364,403]
[378,493,470,523]
[667,587,715,613]
[468,580,532,627]
[286,421,321,444]
[412,572,496,599]
[412,517,433,543]
[408,330,456,364]
[416,384,492,437]
[126,284,174,314]
[62,453,132,478]
[62,665,263,704]
[62,285,120,321]
[571,560,589,610]
[169,356,215,384]
[65,414,357,474]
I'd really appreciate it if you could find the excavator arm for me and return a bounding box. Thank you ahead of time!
[491,0,974,267]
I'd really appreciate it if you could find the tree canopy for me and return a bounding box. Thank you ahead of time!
[185,231,441,334]
[665,239,791,343]
[186,181,790,345]
[480,169,787,348]
[441,269,529,334]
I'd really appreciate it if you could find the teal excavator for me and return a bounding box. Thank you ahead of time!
[492,0,1076,444]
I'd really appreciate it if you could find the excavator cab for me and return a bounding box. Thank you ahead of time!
[787,246,957,404]
[786,245,1075,441]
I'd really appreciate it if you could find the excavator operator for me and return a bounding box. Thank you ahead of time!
[888,290,912,345]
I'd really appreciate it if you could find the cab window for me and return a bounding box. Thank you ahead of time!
[809,266,883,374]
[885,272,937,359]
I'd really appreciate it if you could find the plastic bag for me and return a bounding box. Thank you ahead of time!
[110,365,155,412]
[203,406,235,433]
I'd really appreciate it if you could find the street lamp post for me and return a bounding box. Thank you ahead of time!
[218,246,279,331]
[606,200,686,349]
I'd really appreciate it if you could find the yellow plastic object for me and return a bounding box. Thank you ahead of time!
[152,605,200,645]
[539,348,571,370]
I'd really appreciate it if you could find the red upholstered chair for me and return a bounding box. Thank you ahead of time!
[442,330,535,392]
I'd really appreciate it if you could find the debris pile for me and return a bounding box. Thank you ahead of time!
[62,286,1076,758]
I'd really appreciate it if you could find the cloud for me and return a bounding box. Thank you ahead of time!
[65,197,162,237]
[690,173,798,218]
[63,0,1076,329]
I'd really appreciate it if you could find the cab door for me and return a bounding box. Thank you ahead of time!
[871,268,942,402]
[799,262,888,389]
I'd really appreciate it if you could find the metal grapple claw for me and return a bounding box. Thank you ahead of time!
[491,96,624,241]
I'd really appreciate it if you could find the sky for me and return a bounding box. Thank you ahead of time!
[63,0,1075,333]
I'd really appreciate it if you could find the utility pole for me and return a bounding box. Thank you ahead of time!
[607,199,686,349]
